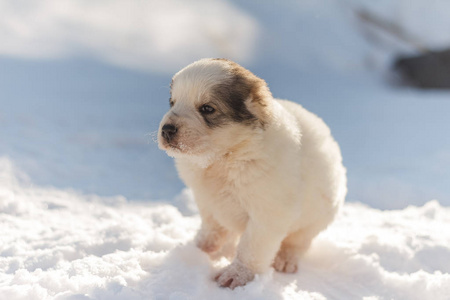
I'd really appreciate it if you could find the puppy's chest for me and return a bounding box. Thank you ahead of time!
[203,159,263,198]
[201,161,262,231]
[210,191,248,232]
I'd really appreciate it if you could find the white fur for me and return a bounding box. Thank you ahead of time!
[158,59,347,288]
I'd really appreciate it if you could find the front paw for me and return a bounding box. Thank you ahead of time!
[214,261,255,289]
[196,236,222,254]
[195,227,227,254]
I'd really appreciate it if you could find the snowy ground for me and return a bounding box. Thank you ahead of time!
[1,0,450,299]
[1,157,450,300]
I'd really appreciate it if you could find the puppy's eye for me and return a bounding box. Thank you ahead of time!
[169,99,174,107]
[199,104,215,114]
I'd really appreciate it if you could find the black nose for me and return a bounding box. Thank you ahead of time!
[161,124,178,142]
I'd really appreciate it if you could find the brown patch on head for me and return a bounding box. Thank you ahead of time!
[209,59,273,128]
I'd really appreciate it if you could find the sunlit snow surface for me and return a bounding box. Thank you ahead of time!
[1,1,450,299]
[1,158,449,300]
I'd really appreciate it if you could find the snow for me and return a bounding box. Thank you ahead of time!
[352,0,450,51]
[1,0,450,299]
[1,157,450,300]
[0,0,258,73]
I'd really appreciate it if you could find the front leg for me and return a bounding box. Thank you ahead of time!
[215,220,286,289]
[196,215,228,254]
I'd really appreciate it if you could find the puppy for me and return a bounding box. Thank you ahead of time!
[158,58,347,289]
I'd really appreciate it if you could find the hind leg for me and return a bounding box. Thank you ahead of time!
[273,228,316,273]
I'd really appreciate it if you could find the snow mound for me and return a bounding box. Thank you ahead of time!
[1,157,449,300]
[0,0,258,73]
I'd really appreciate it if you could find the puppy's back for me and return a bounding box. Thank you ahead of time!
[276,99,347,217]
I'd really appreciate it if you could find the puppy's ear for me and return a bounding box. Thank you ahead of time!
[245,79,273,127]
[225,59,273,127]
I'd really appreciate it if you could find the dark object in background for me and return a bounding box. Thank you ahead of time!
[393,49,450,89]
[356,8,450,89]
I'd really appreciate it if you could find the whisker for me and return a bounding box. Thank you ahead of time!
[145,131,159,144]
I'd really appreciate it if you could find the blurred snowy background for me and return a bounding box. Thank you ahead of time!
[1,0,449,209]
[2,1,450,299]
